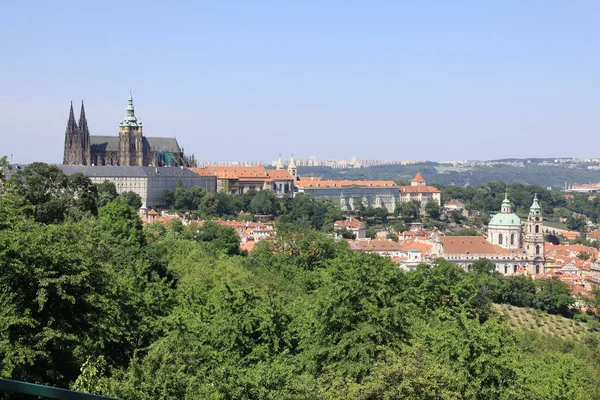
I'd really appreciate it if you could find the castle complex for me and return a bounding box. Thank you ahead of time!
[63,92,193,167]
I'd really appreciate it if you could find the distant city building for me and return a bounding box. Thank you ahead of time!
[398,173,441,206]
[57,165,216,206]
[63,92,193,167]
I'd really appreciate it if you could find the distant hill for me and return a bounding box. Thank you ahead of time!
[298,163,600,188]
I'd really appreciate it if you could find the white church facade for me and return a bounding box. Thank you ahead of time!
[440,193,546,276]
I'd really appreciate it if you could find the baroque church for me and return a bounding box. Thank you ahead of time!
[63,92,194,167]
[440,193,546,275]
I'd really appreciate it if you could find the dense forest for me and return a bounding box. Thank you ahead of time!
[1,161,600,399]
[299,162,600,188]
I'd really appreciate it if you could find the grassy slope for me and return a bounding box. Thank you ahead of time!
[495,303,599,341]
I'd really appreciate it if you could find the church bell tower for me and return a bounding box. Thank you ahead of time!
[119,91,144,166]
[524,193,545,275]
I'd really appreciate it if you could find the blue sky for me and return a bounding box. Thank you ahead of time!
[1,1,598,163]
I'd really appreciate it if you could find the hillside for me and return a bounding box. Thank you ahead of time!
[496,303,599,342]
[299,163,600,188]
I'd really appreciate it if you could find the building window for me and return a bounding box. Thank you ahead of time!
[510,234,514,245]
[513,265,517,273]
[498,234,503,245]
[535,225,539,234]
[535,265,540,274]
[504,265,508,274]
[536,245,540,255]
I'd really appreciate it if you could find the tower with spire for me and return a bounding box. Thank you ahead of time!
[118,91,144,166]
[63,101,92,165]
[287,154,297,182]
[524,193,545,274]
[276,154,284,170]
[79,101,91,165]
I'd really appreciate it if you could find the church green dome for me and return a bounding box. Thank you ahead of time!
[489,212,521,227]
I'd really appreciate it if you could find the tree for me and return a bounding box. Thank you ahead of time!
[98,197,144,247]
[534,278,574,315]
[372,207,389,223]
[161,189,175,208]
[545,234,560,245]
[119,191,143,209]
[386,232,399,242]
[395,200,420,222]
[97,181,118,207]
[337,227,356,240]
[194,221,243,256]
[567,215,587,232]
[249,190,279,215]
[425,200,441,220]
[0,219,120,386]
[7,163,98,223]
[0,155,9,184]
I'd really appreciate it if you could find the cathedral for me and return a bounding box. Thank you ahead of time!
[63,92,194,167]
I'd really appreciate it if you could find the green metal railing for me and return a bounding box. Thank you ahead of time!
[0,378,117,399]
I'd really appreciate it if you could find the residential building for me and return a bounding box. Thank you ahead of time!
[334,217,366,239]
[445,199,465,211]
[57,165,216,206]
[398,173,441,206]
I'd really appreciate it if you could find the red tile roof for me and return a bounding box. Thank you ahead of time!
[412,172,426,183]
[296,180,397,189]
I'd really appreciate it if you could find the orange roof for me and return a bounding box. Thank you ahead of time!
[334,217,363,229]
[412,172,426,183]
[266,169,293,181]
[148,209,158,215]
[588,230,600,240]
[240,241,256,252]
[440,236,524,255]
[298,176,322,181]
[191,166,268,179]
[350,239,404,252]
[399,240,432,255]
[297,180,397,189]
[399,186,440,193]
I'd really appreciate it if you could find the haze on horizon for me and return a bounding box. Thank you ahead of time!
[1,1,598,164]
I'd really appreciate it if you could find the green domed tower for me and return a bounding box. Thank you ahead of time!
[487,191,522,250]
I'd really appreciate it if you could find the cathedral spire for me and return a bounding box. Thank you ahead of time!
[276,154,284,170]
[78,100,88,132]
[79,100,91,165]
[66,101,78,132]
[63,102,80,165]
[121,90,139,126]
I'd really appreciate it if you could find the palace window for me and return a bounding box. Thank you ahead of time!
[535,225,540,234]
[536,245,540,255]
[513,265,517,273]
[536,265,540,274]
[498,234,503,245]
[510,234,515,245]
